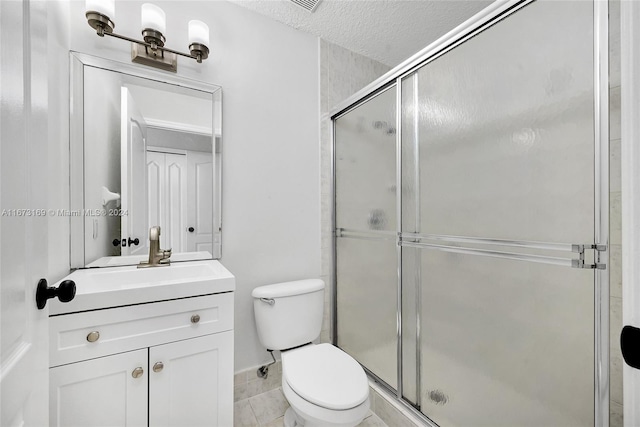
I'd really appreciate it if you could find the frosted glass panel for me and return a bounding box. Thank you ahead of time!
[417,250,594,426]
[335,87,397,232]
[336,237,397,388]
[401,247,419,404]
[401,73,419,233]
[404,0,594,243]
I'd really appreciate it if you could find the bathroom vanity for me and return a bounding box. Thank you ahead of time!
[52,52,231,426]
[48,260,234,426]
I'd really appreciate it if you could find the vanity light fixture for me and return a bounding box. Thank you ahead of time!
[85,0,210,72]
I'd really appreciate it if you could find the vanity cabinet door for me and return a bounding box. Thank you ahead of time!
[50,349,148,427]
[149,332,233,427]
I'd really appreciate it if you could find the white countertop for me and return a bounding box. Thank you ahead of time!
[49,260,235,315]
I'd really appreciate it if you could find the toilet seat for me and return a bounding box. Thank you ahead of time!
[282,378,370,427]
[282,343,369,410]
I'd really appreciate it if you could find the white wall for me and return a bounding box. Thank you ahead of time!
[127,84,213,133]
[64,0,321,371]
[82,67,125,263]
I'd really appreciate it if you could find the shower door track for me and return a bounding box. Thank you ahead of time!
[330,0,610,425]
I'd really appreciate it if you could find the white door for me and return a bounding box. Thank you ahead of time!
[147,151,187,252]
[147,151,164,246]
[148,333,233,427]
[49,350,148,427]
[621,0,640,425]
[0,1,50,426]
[187,151,214,254]
[121,87,148,256]
[165,154,188,252]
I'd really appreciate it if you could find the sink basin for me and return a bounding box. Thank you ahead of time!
[49,260,235,315]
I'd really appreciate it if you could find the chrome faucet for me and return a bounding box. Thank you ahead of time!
[138,226,172,268]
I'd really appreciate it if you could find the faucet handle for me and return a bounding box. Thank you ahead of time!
[159,249,172,265]
[149,226,161,240]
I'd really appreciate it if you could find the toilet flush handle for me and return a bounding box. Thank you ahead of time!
[260,298,275,306]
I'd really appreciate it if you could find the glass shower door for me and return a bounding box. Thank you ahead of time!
[334,86,398,389]
[401,0,597,425]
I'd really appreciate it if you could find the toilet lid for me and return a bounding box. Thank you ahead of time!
[282,343,368,410]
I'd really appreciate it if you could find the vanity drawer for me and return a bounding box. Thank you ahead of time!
[50,292,233,367]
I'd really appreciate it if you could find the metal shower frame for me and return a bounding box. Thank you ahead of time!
[329,0,610,425]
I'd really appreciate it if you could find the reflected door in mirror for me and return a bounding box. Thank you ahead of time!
[121,87,148,256]
[147,150,188,252]
[187,151,213,254]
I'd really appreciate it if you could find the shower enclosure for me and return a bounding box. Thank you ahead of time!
[331,0,609,426]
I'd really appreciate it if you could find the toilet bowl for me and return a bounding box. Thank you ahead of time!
[281,343,370,427]
[252,280,370,427]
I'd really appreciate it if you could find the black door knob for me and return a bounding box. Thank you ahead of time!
[128,237,140,246]
[36,278,76,310]
[188,227,195,232]
[113,239,120,247]
[621,325,640,370]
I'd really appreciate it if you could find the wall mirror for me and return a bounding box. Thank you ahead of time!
[70,52,222,268]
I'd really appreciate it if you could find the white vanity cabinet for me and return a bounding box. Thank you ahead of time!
[49,291,234,427]
[149,332,232,426]
[50,349,148,426]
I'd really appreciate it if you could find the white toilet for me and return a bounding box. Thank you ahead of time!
[252,279,370,427]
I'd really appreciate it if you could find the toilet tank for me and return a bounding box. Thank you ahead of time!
[252,279,325,350]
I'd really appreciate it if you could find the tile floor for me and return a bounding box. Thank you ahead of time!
[234,387,388,427]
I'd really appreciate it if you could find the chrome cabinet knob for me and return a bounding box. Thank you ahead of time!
[191,314,200,324]
[86,331,100,343]
[153,362,164,373]
[131,367,144,379]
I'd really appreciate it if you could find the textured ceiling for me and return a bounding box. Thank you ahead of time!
[227,0,494,66]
